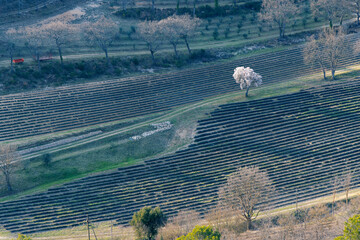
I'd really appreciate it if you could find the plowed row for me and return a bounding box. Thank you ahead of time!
[0,80,360,234]
[0,33,359,141]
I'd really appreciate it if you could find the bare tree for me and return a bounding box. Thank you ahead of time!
[343,171,352,205]
[205,204,239,233]
[159,210,200,239]
[83,16,118,67]
[307,205,330,240]
[304,28,346,80]
[324,27,346,80]
[137,20,163,64]
[0,144,20,193]
[330,176,340,215]
[303,34,328,80]
[218,166,275,230]
[233,66,262,97]
[311,0,351,28]
[259,0,298,38]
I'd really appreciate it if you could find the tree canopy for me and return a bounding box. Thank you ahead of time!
[130,206,166,240]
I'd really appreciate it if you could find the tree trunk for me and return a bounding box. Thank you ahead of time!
[151,0,155,19]
[172,43,178,58]
[329,18,333,29]
[331,69,335,80]
[150,50,156,65]
[246,86,250,97]
[5,173,12,192]
[58,45,63,67]
[36,52,41,71]
[10,50,14,73]
[278,25,283,38]
[193,0,197,17]
[184,37,191,55]
[176,0,180,14]
[322,69,326,80]
[246,217,252,230]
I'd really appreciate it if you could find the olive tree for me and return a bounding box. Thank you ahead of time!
[218,166,275,230]
[130,206,166,240]
[233,66,262,97]
[259,0,298,38]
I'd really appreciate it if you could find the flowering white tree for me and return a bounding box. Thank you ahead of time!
[82,16,118,66]
[233,67,262,97]
[137,20,164,64]
[40,10,83,66]
[159,16,182,58]
[178,14,201,55]
[17,25,48,71]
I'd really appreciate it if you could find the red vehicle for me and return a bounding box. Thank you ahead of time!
[13,58,24,64]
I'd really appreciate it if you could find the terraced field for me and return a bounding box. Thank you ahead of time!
[1,80,360,234]
[1,32,360,141]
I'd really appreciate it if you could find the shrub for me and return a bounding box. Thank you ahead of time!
[335,214,360,239]
[17,234,32,240]
[177,225,221,240]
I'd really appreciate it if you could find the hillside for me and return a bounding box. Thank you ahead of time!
[0,80,359,234]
